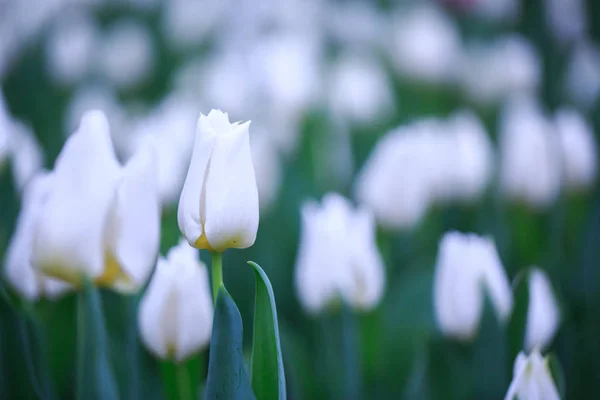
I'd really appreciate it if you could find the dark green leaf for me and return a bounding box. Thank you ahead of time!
[507,269,531,364]
[77,281,118,400]
[248,261,286,400]
[206,285,255,400]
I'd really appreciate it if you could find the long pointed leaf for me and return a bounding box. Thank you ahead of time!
[248,261,286,400]
[206,285,255,400]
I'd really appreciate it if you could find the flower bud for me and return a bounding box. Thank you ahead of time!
[505,350,561,400]
[433,231,513,340]
[138,239,213,362]
[178,109,259,252]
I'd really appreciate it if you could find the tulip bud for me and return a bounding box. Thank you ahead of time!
[4,172,71,301]
[32,110,160,292]
[525,268,560,351]
[504,350,561,400]
[295,193,385,314]
[433,231,513,341]
[178,109,259,252]
[138,239,213,362]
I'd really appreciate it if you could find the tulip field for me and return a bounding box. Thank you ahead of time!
[1,0,600,399]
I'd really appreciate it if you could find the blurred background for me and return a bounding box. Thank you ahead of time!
[1,0,600,398]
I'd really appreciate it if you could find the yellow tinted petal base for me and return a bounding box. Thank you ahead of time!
[194,232,214,251]
[95,252,135,292]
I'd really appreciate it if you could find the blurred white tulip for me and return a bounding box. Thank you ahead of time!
[9,121,44,192]
[390,4,460,84]
[295,193,385,314]
[178,110,259,252]
[471,0,520,22]
[460,35,541,106]
[564,42,600,109]
[554,108,597,191]
[138,239,213,362]
[97,20,154,89]
[162,0,226,49]
[505,350,561,400]
[525,268,560,352]
[499,96,561,209]
[328,51,394,126]
[355,125,436,230]
[251,128,282,212]
[325,1,387,49]
[45,10,98,85]
[433,232,513,341]
[544,0,587,44]
[4,172,71,301]
[32,110,160,292]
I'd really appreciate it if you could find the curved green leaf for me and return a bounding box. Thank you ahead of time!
[77,281,118,400]
[206,285,255,400]
[248,261,286,400]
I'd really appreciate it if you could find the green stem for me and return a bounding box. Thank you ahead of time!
[211,252,223,303]
[176,362,192,400]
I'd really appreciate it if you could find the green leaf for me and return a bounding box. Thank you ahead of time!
[248,261,286,400]
[77,281,118,400]
[547,353,566,398]
[206,285,255,400]
[507,269,531,363]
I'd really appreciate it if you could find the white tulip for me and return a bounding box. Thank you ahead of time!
[295,193,385,314]
[250,128,282,212]
[544,0,586,44]
[178,109,259,252]
[32,110,160,292]
[505,350,561,400]
[554,108,597,191]
[564,42,600,109]
[355,124,436,230]
[499,96,561,209]
[525,268,560,352]
[8,121,44,192]
[138,239,213,362]
[4,172,71,301]
[433,232,513,341]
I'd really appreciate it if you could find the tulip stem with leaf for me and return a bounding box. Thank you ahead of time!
[210,252,223,303]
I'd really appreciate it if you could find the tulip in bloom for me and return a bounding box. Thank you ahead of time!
[138,239,213,362]
[4,172,71,301]
[504,350,561,400]
[295,193,385,314]
[32,110,160,292]
[178,109,259,252]
[433,231,513,340]
[525,268,560,351]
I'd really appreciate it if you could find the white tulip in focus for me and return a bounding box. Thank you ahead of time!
[554,108,597,191]
[504,350,561,400]
[178,110,259,252]
[390,4,460,84]
[355,124,436,230]
[32,110,160,292]
[138,239,213,362]
[525,268,560,352]
[499,96,561,209]
[433,232,513,341]
[295,193,385,314]
[4,172,71,301]
[328,52,394,126]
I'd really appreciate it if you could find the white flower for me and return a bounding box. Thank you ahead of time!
[8,121,44,192]
[554,108,597,191]
[505,350,561,400]
[525,268,560,352]
[328,51,394,126]
[544,0,587,44]
[162,0,225,50]
[433,232,513,341]
[97,20,154,89]
[325,1,387,48]
[460,35,541,106]
[564,42,600,109]
[390,4,460,84]
[32,110,160,292]
[439,110,494,202]
[251,128,282,212]
[45,10,98,85]
[138,239,213,362]
[355,123,437,230]
[499,96,561,209]
[471,0,520,22]
[178,110,259,252]
[295,193,385,314]
[4,172,71,301]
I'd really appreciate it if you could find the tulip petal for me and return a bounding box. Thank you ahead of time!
[204,121,259,251]
[32,110,121,284]
[104,144,160,292]
[177,114,217,246]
